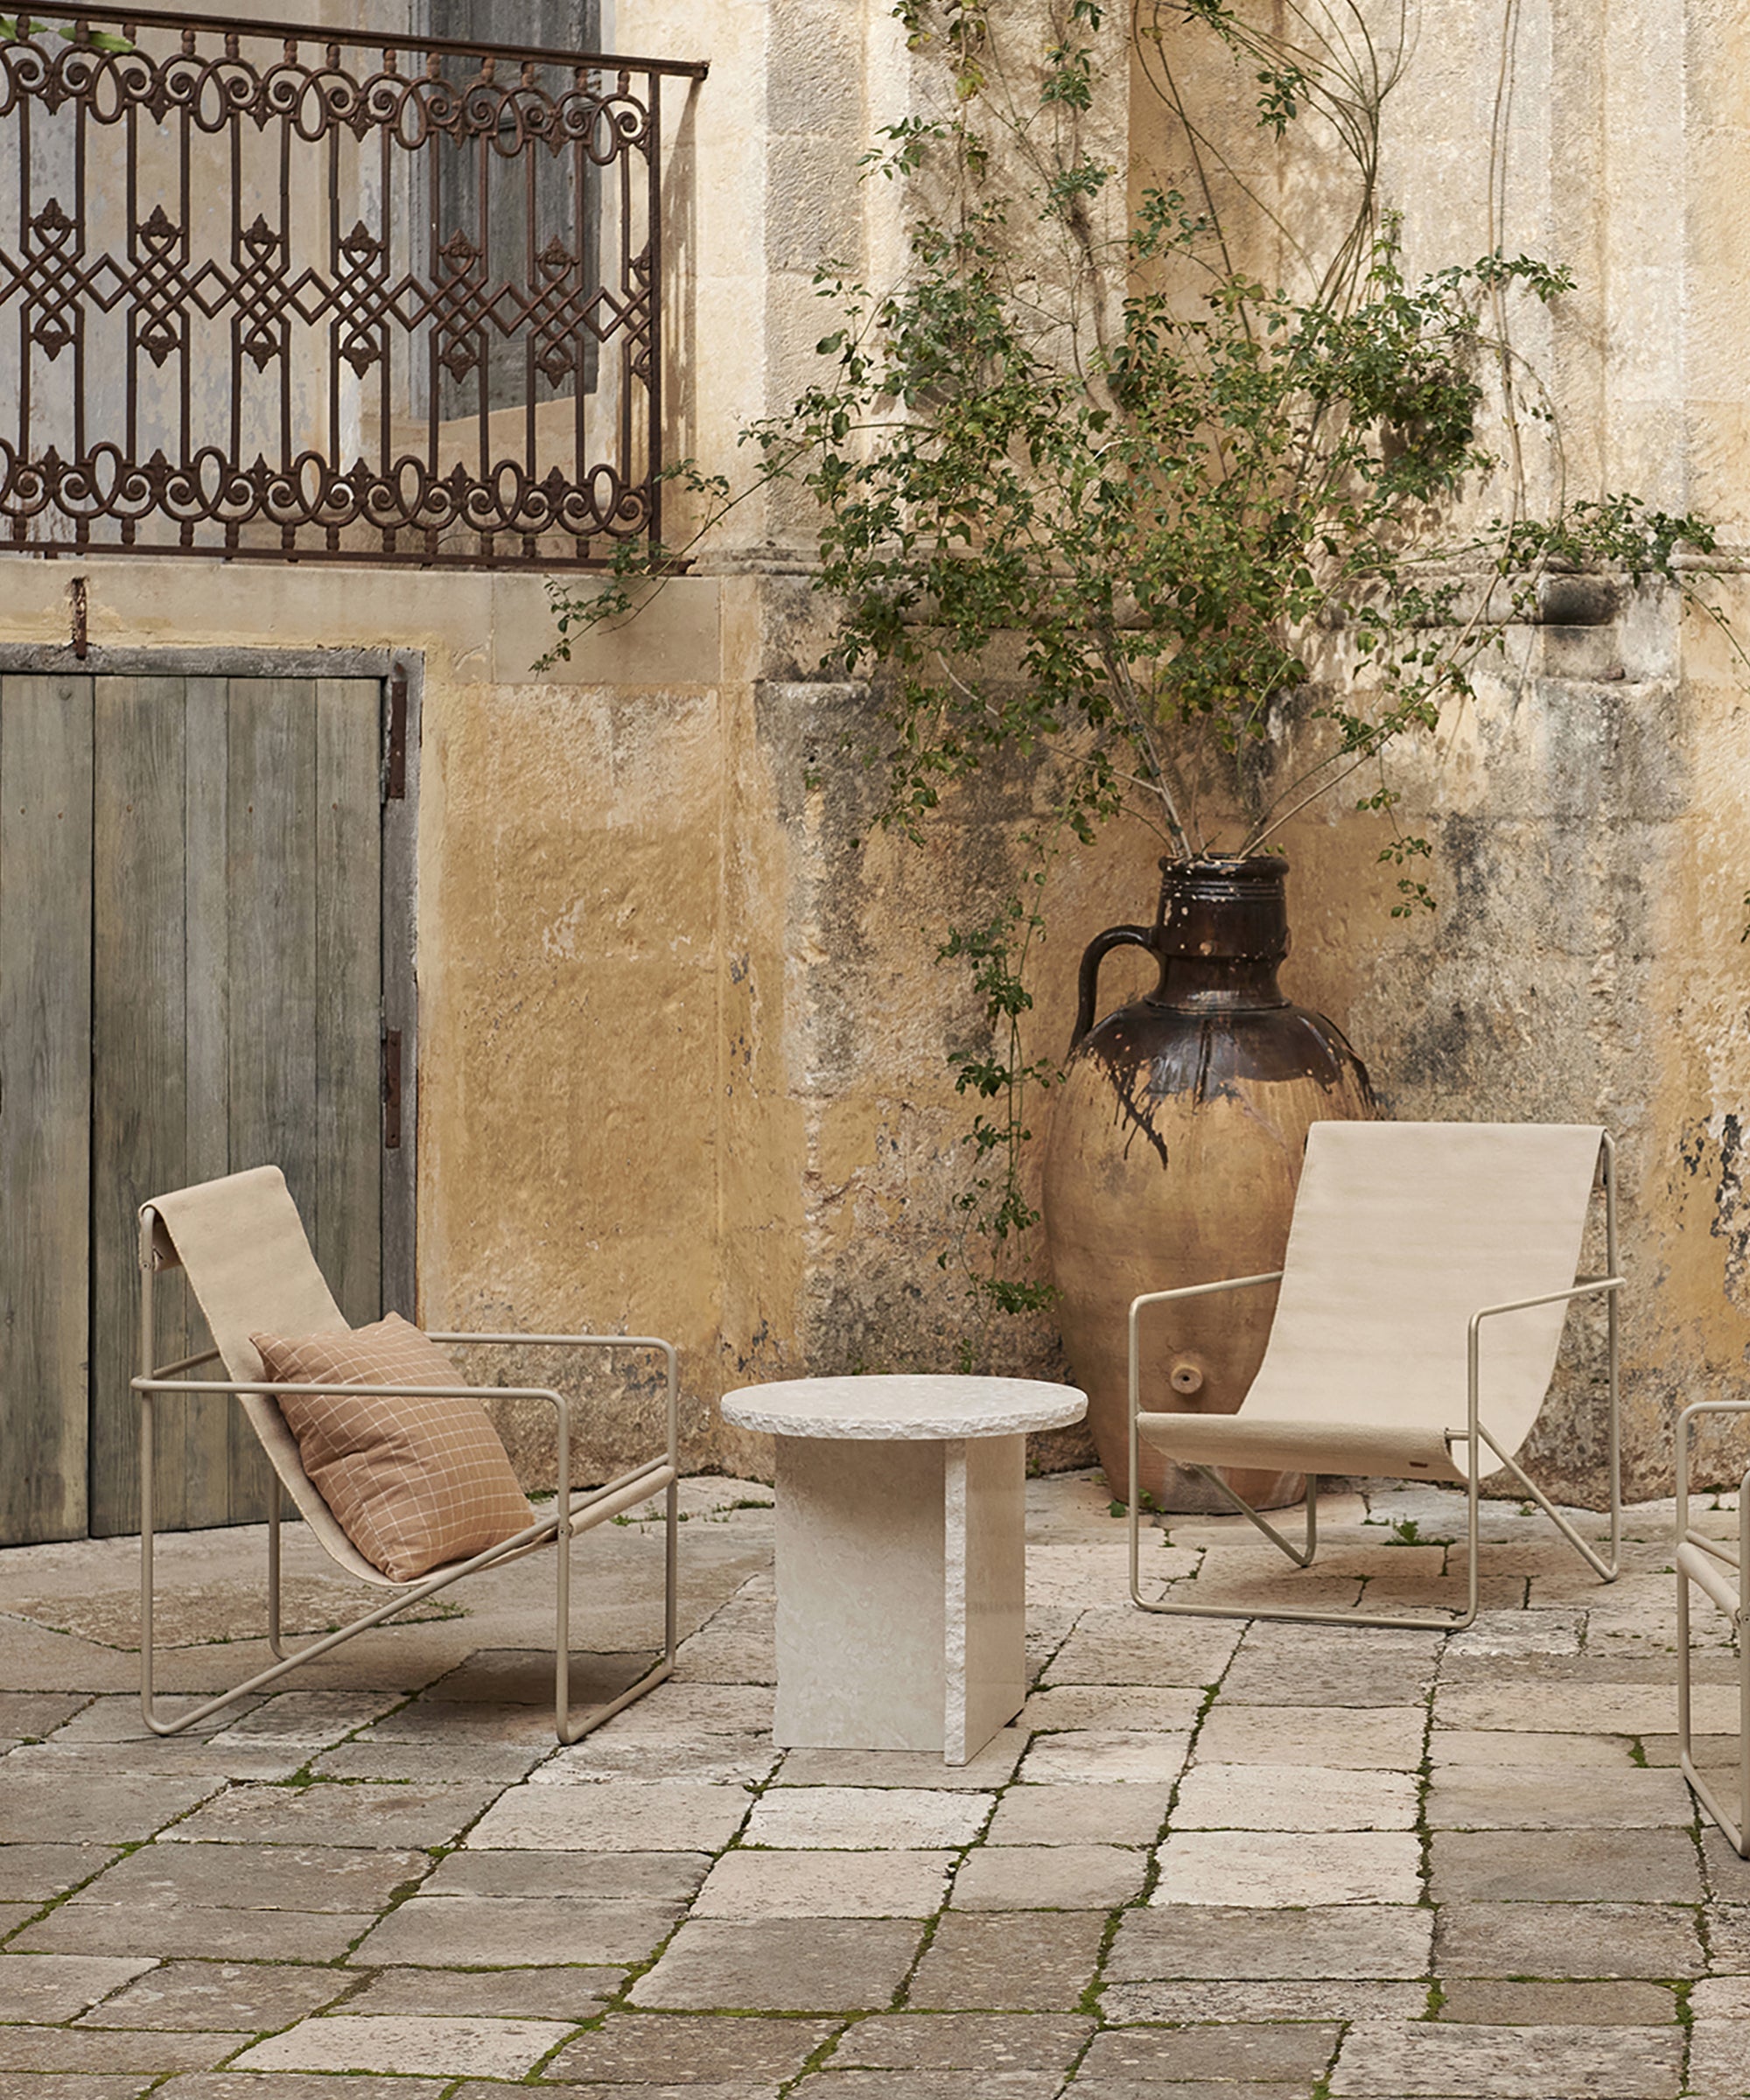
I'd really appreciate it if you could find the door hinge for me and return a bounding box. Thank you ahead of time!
[383,665,408,802]
[382,1028,403,1151]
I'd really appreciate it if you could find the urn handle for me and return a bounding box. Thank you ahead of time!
[1071,924,1157,1049]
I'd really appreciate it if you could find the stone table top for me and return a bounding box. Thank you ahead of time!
[719,1374,1088,1440]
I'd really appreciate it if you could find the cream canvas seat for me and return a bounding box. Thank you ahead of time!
[1126,1121,1622,1631]
[133,1165,679,1740]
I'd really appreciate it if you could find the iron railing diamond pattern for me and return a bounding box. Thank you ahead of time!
[0,6,704,565]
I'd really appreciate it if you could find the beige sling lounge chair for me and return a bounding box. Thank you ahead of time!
[1128,1121,1622,1631]
[133,1165,679,1740]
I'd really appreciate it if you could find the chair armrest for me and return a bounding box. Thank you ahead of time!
[1463,1275,1625,1464]
[1676,1401,1750,1564]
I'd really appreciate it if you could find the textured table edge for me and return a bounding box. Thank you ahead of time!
[720,1376,1088,1440]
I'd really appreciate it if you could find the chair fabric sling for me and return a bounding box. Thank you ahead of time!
[1128,1120,1622,1632]
[148,1166,395,1586]
[136,1164,681,1737]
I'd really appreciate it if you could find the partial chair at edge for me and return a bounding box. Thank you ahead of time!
[1125,1120,1624,1632]
[132,1165,680,1743]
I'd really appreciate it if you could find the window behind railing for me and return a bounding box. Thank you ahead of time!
[0,5,704,567]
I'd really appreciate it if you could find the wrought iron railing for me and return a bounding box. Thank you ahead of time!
[0,7,705,565]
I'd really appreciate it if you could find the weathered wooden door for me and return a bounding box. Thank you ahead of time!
[0,672,394,1544]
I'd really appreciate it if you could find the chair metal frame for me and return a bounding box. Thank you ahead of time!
[1124,1130,1624,1632]
[134,1207,680,1743]
[1676,1399,1750,1853]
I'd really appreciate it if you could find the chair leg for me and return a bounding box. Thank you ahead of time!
[1128,1451,1485,1634]
[552,1471,680,1746]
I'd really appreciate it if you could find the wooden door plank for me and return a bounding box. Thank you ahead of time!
[90,676,194,1536]
[313,679,382,1327]
[224,677,318,1520]
[0,675,94,1544]
[180,676,236,1521]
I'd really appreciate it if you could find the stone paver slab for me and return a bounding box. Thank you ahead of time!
[1021,1686,1203,1732]
[1431,1730,1636,1769]
[349,1893,678,1966]
[466,1779,751,1852]
[1433,1902,1704,1979]
[234,2013,571,2076]
[631,1919,923,2012]
[0,1841,116,1900]
[0,2029,246,2073]
[0,1692,90,1737]
[1152,1829,1422,1906]
[587,1684,777,1739]
[906,1911,1108,2012]
[831,2012,1094,2069]
[1102,1979,1428,2022]
[76,1961,351,2031]
[1436,1683,1737,1735]
[797,2076,1062,2097]
[1172,1762,1418,1830]
[80,1841,427,1912]
[1686,2022,1750,2095]
[0,1772,217,1843]
[16,1904,374,1963]
[534,1737,780,1785]
[419,1847,710,1901]
[1446,1610,1585,1657]
[984,1784,1172,1847]
[773,1736,1025,1790]
[155,2076,447,2098]
[1437,1979,1678,2025]
[210,1691,400,1744]
[742,1787,990,1850]
[455,2087,776,2100]
[1693,1975,1750,2015]
[693,1848,952,1918]
[340,1965,621,2020]
[1080,2022,1339,2082]
[1194,1704,1426,1770]
[1062,2084,1320,2100]
[1108,1904,1433,1981]
[544,2012,836,2082]
[1327,2018,1680,2096]
[309,1742,545,1784]
[0,2078,150,2099]
[1426,1765,1693,1828]
[164,1782,496,1849]
[0,1952,156,2021]
[1018,1731,1192,1785]
[1428,1827,1700,1902]
[949,1843,1145,1911]
[1043,1613,1242,1687]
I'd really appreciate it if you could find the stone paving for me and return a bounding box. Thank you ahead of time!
[0,1469,1747,2096]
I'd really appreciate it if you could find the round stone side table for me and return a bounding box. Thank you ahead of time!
[720,1374,1087,1765]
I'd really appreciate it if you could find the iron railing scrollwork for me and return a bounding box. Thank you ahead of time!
[0,5,706,566]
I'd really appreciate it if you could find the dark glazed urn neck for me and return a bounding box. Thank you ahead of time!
[1150,855,1291,1013]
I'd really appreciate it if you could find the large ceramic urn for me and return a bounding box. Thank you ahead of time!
[1042,855,1376,1511]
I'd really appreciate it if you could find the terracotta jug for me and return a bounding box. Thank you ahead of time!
[1041,855,1376,1512]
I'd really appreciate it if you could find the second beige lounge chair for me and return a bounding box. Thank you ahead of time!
[1128,1120,1622,1631]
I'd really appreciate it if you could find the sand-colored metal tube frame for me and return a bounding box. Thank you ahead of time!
[1125,1137,1623,1631]
[1675,1400,1750,1854]
[135,1305,679,1744]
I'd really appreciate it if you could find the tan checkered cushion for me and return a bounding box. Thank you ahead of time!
[250,1314,531,1583]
